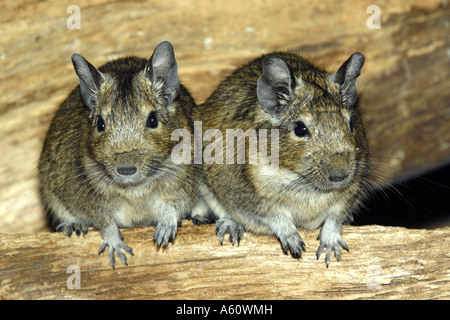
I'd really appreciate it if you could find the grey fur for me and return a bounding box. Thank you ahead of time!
[71,53,105,111]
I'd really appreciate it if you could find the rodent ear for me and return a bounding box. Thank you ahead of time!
[257,56,292,119]
[71,54,105,111]
[331,52,365,108]
[144,41,180,108]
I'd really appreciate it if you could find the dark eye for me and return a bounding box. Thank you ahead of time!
[97,115,105,132]
[294,121,310,138]
[146,111,158,129]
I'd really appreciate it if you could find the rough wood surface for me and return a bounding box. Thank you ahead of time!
[1,222,449,300]
[0,0,449,234]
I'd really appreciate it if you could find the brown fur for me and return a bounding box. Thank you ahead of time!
[38,43,197,267]
[193,52,370,266]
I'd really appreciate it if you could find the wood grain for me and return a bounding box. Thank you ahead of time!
[1,221,449,299]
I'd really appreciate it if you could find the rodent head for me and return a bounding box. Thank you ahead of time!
[71,41,188,188]
[256,53,369,192]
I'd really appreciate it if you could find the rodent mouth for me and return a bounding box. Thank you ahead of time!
[316,180,352,192]
[301,169,356,193]
[90,154,169,189]
[113,174,147,188]
[92,160,148,189]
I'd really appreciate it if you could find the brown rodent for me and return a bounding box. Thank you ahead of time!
[193,52,370,267]
[38,41,197,268]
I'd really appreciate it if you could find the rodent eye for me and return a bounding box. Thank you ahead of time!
[96,115,105,132]
[294,121,310,138]
[146,111,158,129]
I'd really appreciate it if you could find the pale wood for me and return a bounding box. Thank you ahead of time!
[1,221,449,299]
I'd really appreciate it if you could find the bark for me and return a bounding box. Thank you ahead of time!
[1,222,449,299]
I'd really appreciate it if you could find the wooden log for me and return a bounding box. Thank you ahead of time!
[1,221,449,299]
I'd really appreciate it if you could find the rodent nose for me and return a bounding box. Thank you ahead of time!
[116,166,137,176]
[328,173,348,183]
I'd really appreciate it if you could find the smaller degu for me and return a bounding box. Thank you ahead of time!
[38,42,197,267]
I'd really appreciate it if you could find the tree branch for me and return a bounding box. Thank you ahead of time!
[1,222,448,299]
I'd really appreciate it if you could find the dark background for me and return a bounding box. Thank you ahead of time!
[353,163,450,228]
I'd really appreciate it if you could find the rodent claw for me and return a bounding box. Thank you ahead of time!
[279,233,305,259]
[153,222,177,249]
[340,240,349,252]
[215,218,244,247]
[98,242,107,255]
[56,222,89,238]
[316,238,348,267]
[98,239,133,268]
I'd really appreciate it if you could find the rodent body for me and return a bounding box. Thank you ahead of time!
[193,52,369,266]
[38,42,197,267]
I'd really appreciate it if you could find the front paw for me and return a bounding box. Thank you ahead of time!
[56,221,89,237]
[278,232,306,259]
[192,210,217,225]
[154,221,177,249]
[316,230,348,267]
[98,233,134,268]
[215,218,244,246]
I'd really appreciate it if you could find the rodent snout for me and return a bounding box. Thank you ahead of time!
[109,151,147,186]
[113,163,144,186]
[319,153,354,189]
[328,171,349,183]
[116,165,138,176]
